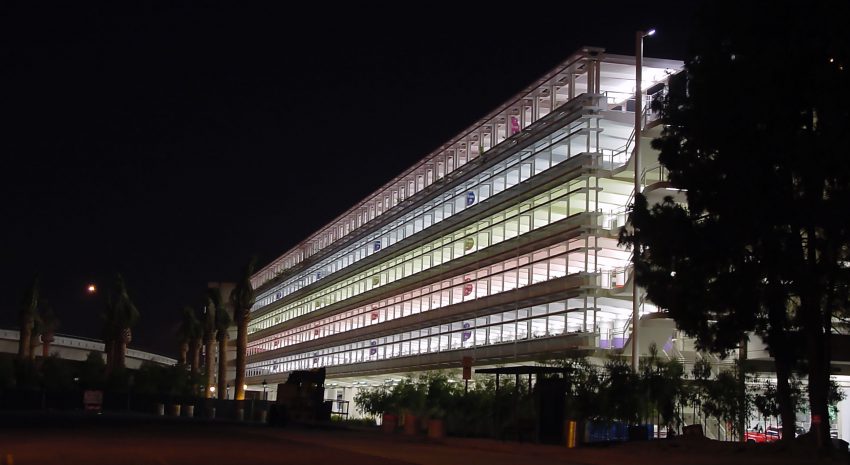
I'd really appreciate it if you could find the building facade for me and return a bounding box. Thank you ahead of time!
[0,328,176,368]
[244,47,684,405]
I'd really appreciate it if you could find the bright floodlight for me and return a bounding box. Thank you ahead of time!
[646,29,656,36]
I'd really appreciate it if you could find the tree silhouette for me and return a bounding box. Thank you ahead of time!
[17,275,39,360]
[231,258,256,401]
[102,274,140,372]
[202,288,218,398]
[212,286,232,398]
[620,0,850,447]
[176,305,201,369]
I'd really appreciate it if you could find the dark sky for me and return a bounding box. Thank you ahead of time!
[0,2,700,357]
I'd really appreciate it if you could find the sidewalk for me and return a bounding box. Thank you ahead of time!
[261,426,849,465]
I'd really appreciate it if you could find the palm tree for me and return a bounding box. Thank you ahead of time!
[214,287,232,399]
[39,302,60,358]
[18,275,39,360]
[202,289,219,398]
[103,274,140,371]
[230,258,256,401]
[188,308,203,377]
[177,305,201,368]
[28,307,43,362]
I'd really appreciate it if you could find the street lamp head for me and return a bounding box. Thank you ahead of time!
[645,29,656,37]
[86,284,97,294]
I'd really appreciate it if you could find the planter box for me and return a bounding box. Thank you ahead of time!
[427,419,445,439]
[382,413,397,434]
[403,414,418,435]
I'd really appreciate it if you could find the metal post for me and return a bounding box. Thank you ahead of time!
[631,30,644,373]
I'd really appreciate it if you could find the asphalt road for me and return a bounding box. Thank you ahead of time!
[0,414,411,465]
[2,413,845,465]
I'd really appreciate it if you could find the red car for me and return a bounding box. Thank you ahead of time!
[745,427,782,443]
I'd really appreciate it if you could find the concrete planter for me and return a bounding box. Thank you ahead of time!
[169,404,181,417]
[183,404,194,418]
[155,403,165,416]
[381,413,397,434]
[427,419,445,439]
[403,414,418,435]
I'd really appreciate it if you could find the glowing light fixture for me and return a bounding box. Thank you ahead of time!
[87,284,97,294]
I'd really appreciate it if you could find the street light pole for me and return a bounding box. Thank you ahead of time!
[632,28,654,372]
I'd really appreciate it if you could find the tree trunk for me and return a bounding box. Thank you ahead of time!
[189,339,200,376]
[217,335,228,399]
[115,340,126,370]
[105,339,114,374]
[178,342,189,366]
[42,333,54,358]
[204,336,215,398]
[235,319,248,401]
[17,319,32,360]
[774,349,796,441]
[29,334,40,362]
[766,295,797,441]
[802,224,831,448]
[114,328,131,371]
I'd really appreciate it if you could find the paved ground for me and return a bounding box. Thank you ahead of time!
[0,413,847,465]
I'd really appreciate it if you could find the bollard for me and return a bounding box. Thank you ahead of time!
[184,404,194,418]
[207,406,216,419]
[155,403,165,416]
[169,404,181,417]
[566,420,577,448]
[235,408,244,421]
[257,410,267,423]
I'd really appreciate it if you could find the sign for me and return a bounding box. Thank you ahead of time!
[463,237,475,251]
[369,340,378,356]
[462,277,474,296]
[373,241,382,252]
[510,116,521,135]
[83,390,103,413]
[466,191,476,206]
[462,356,474,380]
[461,322,472,341]
[372,276,381,286]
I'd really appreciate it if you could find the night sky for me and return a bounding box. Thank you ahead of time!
[1,2,700,357]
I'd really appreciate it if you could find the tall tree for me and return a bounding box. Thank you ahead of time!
[103,274,140,371]
[17,275,39,360]
[202,288,219,398]
[214,287,232,399]
[620,0,850,447]
[230,259,256,401]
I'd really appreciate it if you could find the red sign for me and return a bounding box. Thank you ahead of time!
[84,390,103,412]
[462,356,474,380]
